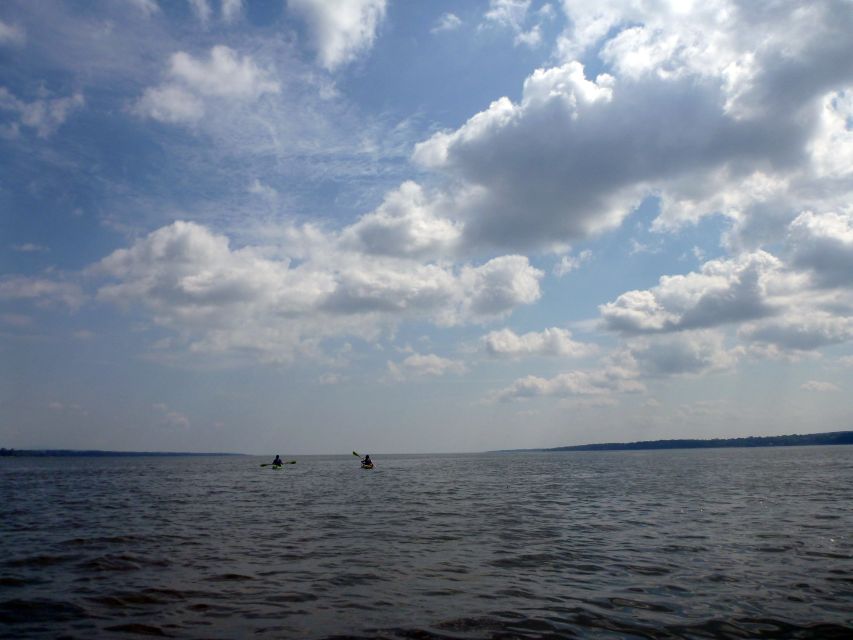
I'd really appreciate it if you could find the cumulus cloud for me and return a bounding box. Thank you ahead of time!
[410,1,853,253]
[600,251,784,334]
[482,327,595,358]
[288,0,387,71]
[0,87,84,138]
[91,221,543,363]
[786,210,853,288]
[387,353,466,380]
[0,19,25,46]
[491,363,644,402]
[342,181,461,259]
[740,312,853,352]
[133,46,280,123]
[800,380,840,392]
[432,13,462,34]
[627,331,739,376]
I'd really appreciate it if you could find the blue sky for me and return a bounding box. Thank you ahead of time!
[1,0,852,454]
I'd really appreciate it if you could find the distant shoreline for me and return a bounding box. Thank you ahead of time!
[537,430,853,452]
[0,449,245,457]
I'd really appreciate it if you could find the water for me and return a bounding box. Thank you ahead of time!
[1,447,851,639]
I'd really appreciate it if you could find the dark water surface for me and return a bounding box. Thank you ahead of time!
[1,447,851,639]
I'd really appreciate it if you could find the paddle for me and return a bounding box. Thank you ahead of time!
[260,461,296,467]
[352,451,360,457]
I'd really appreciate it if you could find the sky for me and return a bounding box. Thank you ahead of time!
[1,0,852,454]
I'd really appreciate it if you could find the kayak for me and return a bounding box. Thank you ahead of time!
[361,463,374,470]
[271,464,283,470]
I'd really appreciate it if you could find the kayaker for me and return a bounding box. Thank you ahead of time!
[272,455,283,466]
[361,454,372,467]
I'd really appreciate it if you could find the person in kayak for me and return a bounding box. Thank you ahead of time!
[361,454,372,467]
[272,454,283,466]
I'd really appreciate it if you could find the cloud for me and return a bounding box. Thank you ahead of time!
[482,0,545,48]
[341,181,461,259]
[387,353,466,380]
[627,330,739,376]
[600,251,783,334]
[740,312,853,352]
[0,19,25,46]
[800,380,840,392]
[786,210,853,288]
[553,249,591,277]
[133,45,280,123]
[491,363,644,402]
[133,85,204,124]
[91,221,543,363]
[188,0,212,24]
[287,0,387,71]
[221,0,243,23]
[248,178,278,202]
[127,0,160,16]
[153,402,191,428]
[11,243,49,253]
[458,255,542,318]
[0,87,84,138]
[411,1,853,253]
[432,13,462,34]
[0,275,84,310]
[482,327,596,358]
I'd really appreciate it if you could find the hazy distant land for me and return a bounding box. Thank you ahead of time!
[544,430,853,452]
[0,449,244,457]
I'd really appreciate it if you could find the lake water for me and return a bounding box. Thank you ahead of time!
[1,447,851,639]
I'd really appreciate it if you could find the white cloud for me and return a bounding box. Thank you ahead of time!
[188,0,212,24]
[91,221,543,363]
[459,255,543,319]
[786,210,853,288]
[342,181,461,259]
[387,353,466,380]
[0,87,84,138]
[482,327,595,358]
[221,0,243,23]
[133,46,280,124]
[287,0,387,71]
[0,19,25,46]
[627,330,739,376]
[0,275,84,310]
[432,13,462,34]
[248,178,278,202]
[133,85,204,124]
[410,1,853,253]
[484,0,530,32]
[126,0,160,16]
[600,251,784,334]
[740,312,853,352]
[553,249,591,277]
[169,46,279,98]
[800,380,840,392]
[491,363,644,402]
[11,243,49,253]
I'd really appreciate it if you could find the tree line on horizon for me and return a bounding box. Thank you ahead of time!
[548,431,853,452]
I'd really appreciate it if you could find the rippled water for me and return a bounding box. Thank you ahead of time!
[2,447,852,639]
